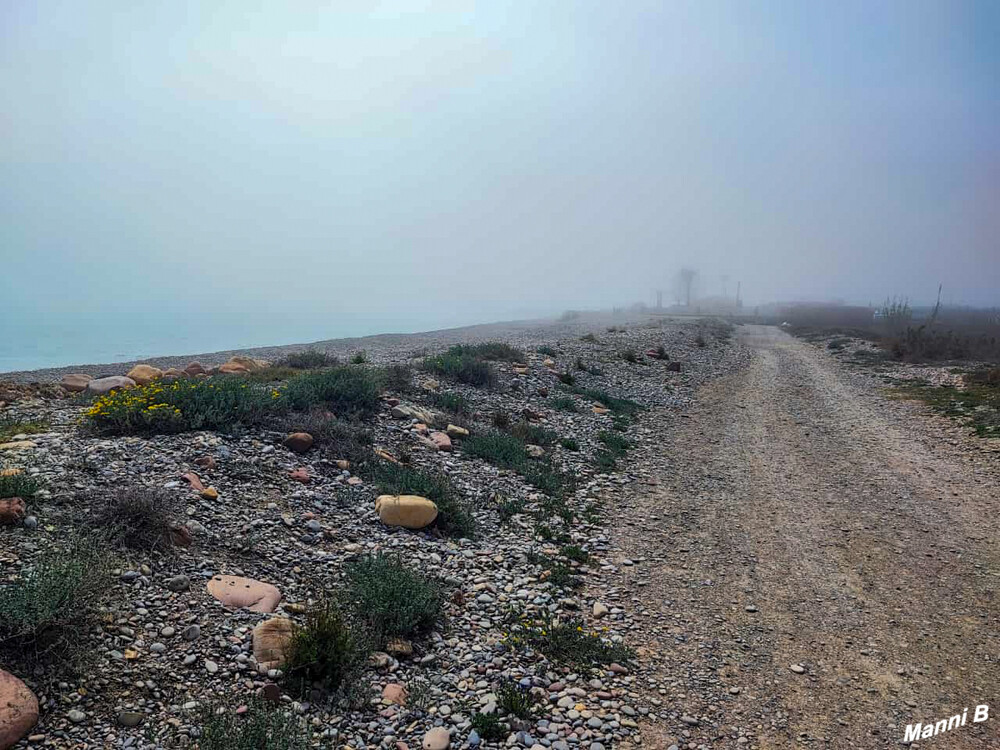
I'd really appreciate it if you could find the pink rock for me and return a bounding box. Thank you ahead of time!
[283,432,314,454]
[181,472,204,491]
[289,468,311,484]
[429,432,452,452]
[0,669,38,749]
[382,683,407,706]
[207,575,282,613]
[60,373,93,392]
[184,361,207,377]
[0,498,26,525]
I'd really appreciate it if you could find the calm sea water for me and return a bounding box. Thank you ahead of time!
[0,318,353,373]
[0,306,543,374]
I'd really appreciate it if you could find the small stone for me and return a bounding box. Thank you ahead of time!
[67,709,86,724]
[283,432,314,453]
[422,726,450,750]
[164,575,190,593]
[117,711,144,727]
[790,664,806,674]
[592,602,610,618]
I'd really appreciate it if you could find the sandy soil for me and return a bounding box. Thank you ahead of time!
[614,325,999,748]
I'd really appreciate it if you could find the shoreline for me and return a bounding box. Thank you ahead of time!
[0,312,642,385]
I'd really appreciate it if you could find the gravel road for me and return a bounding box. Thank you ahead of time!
[614,325,999,749]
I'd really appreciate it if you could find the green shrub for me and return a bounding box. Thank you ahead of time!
[497,679,535,718]
[620,348,640,363]
[273,349,337,370]
[86,377,279,435]
[470,712,507,741]
[430,391,471,416]
[594,451,617,471]
[344,554,442,645]
[368,461,475,537]
[565,386,641,417]
[579,333,599,343]
[505,614,634,671]
[0,416,48,442]
[0,540,110,660]
[550,396,577,412]
[284,601,363,696]
[89,486,180,552]
[276,411,373,464]
[380,364,413,393]
[556,371,576,386]
[199,698,310,750]
[350,351,368,364]
[446,342,525,362]
[509,421,557,446]
[422,352,496,388]
[238,366,301,383]
[598,430,629,456]
[491,410,512,429]
[536,345,558,357]
[495,494,526,524]
[282,366,381,419]
[465,431,529,470]
[0,471,43,500]
[560,544,590,564]
[559,437,579,452]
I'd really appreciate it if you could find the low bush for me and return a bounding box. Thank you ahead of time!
[509,421,557,446]
[497,678,535,718]
[536,345,558,357]
[495,494,526,524]
[549,396,577,412]
[429,391,471,416]
[282,366,381,419]
[199,698,311,750]
[380,364,414,393]
[0,471,44,500]
[594,450,617,472]
[89,486,181,552]
[559,437,579,452]
[284,601,364,697]
[504,614,634,671]
[369,461,475,537]
[0,540,110,661]
[0,416,48,442]
[598,430,629,456]
[470,712,507,741]
[560,544,590,564]
[447,342,525,362]
[564,386,641,417]
[344,554,442,646]
[349,351,367,364]
[579,333,599,343]
[491,410,512,429]
[86,378,279,435]
[422,352,496,388]
[556,371,576,386]
[276,411,373,464]
[465,431,529,470]
[620,348,640,363]
[273,348,338,370]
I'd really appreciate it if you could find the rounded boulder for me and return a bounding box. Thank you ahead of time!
[375,495,438,530]
[126,364,163,386]
[0,669,38,749]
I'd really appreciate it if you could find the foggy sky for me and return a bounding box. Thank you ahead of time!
[3,0,998,336]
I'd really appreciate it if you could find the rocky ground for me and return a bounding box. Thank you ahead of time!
[0,313,747,750]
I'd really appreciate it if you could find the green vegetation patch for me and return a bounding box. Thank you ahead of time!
[199,699,311,750]
[889,373,1000,437]
[343,554,443,647]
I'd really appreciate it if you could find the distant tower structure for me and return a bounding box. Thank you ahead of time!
[736,281,742,309]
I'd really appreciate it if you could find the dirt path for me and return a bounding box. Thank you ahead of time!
[615,325,1000,749]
